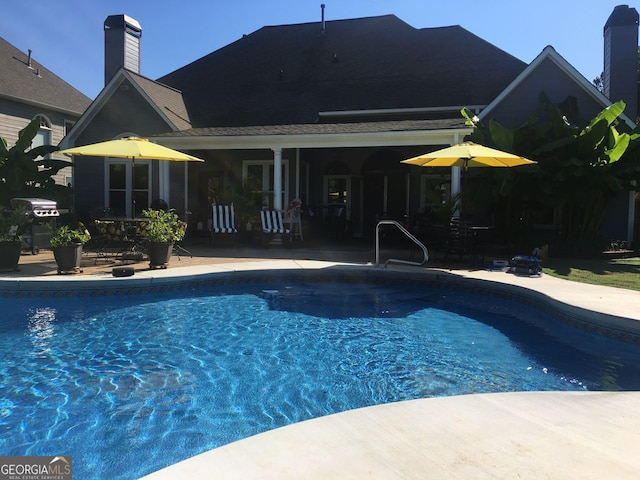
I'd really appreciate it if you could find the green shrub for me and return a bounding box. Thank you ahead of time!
[141,209,187,243]
[49,223,91,247]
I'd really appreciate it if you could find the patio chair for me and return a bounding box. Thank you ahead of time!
[260,209,290,245]
[211,203,237,242]
[443,217,475,264]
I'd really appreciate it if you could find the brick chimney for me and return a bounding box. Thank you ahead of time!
[603,5,639,120]
[104,14,142,85]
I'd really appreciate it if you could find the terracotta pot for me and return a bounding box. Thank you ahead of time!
[0,240,21,271]
[147,241,173,269]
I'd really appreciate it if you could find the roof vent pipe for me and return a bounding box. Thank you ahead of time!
[320,4,326,35]
[27,49,32,68]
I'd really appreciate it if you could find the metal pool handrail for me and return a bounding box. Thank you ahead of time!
[375,220,429,268]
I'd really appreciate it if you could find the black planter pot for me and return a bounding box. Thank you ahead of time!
[147,241,173,269]
[0,240,21,271]
[53,243,83,274]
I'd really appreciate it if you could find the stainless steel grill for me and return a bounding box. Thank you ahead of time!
[10,197,59,218]
[10,198,59,254]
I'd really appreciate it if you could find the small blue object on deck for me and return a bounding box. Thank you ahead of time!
[509,255,542,276]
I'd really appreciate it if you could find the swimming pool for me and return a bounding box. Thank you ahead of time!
[1,274,639,479]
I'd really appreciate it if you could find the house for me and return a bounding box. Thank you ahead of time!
[61,7,638,246]
[0,36,91,194]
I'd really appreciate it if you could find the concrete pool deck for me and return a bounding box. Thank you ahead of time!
[2,245,640,479]
[140,391,640,479]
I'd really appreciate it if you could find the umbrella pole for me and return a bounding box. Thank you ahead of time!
[460,160,469,220]
[132,157,136,218]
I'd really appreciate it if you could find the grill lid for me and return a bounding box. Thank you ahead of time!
[11,197,59,217]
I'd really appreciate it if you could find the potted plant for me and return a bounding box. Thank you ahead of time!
[141,209,187,268]
[49,222,91,274]
[0,206,31,271]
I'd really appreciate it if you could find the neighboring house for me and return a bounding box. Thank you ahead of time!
[61,7,638,245]
[0,36,91,199]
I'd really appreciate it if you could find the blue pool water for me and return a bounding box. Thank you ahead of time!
[1,280,639,479]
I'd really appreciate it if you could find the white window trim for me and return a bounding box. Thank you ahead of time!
[242,159,289,208]
[104,158,152,217]
[323,174,351,220]
[32,114,52,160]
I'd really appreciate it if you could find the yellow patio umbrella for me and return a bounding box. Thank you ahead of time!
[401,142,536,217]
[59,136,204,162]
[400,142,536,169]
[60,136,204,216]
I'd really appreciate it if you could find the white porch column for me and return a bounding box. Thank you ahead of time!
[450,134,461,218]
[272,147,283,211]
[159,161,170,206]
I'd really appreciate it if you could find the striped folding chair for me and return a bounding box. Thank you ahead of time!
[260,209,290,245]
[211,203,237,241]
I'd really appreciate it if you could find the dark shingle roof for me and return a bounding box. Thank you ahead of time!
[127,71,192,130]
[158,15,526,128]
[0,36,90,114]
[156,118,467,137]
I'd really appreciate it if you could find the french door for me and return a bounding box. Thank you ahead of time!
[106,160,150,217]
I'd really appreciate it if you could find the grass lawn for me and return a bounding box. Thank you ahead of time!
[543,255,640,292]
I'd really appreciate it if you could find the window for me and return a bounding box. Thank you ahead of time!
[242,160,289,209]
[323,175,351,223]
[64,120,75,137]
[31,115,52,159]
[325,176,348,204]
[419,174,451,212]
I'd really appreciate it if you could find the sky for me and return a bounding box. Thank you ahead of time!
[1,1,636,99]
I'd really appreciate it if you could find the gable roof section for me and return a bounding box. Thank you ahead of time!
[61,68,191,148]
[158,15,527,127]
[479,45,635,127]
[0,36,90,115]
[127,71,192,130]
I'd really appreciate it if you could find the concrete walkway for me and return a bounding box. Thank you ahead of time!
[2,245,640,479]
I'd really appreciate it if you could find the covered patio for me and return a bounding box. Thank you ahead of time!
[151,118,473,242]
